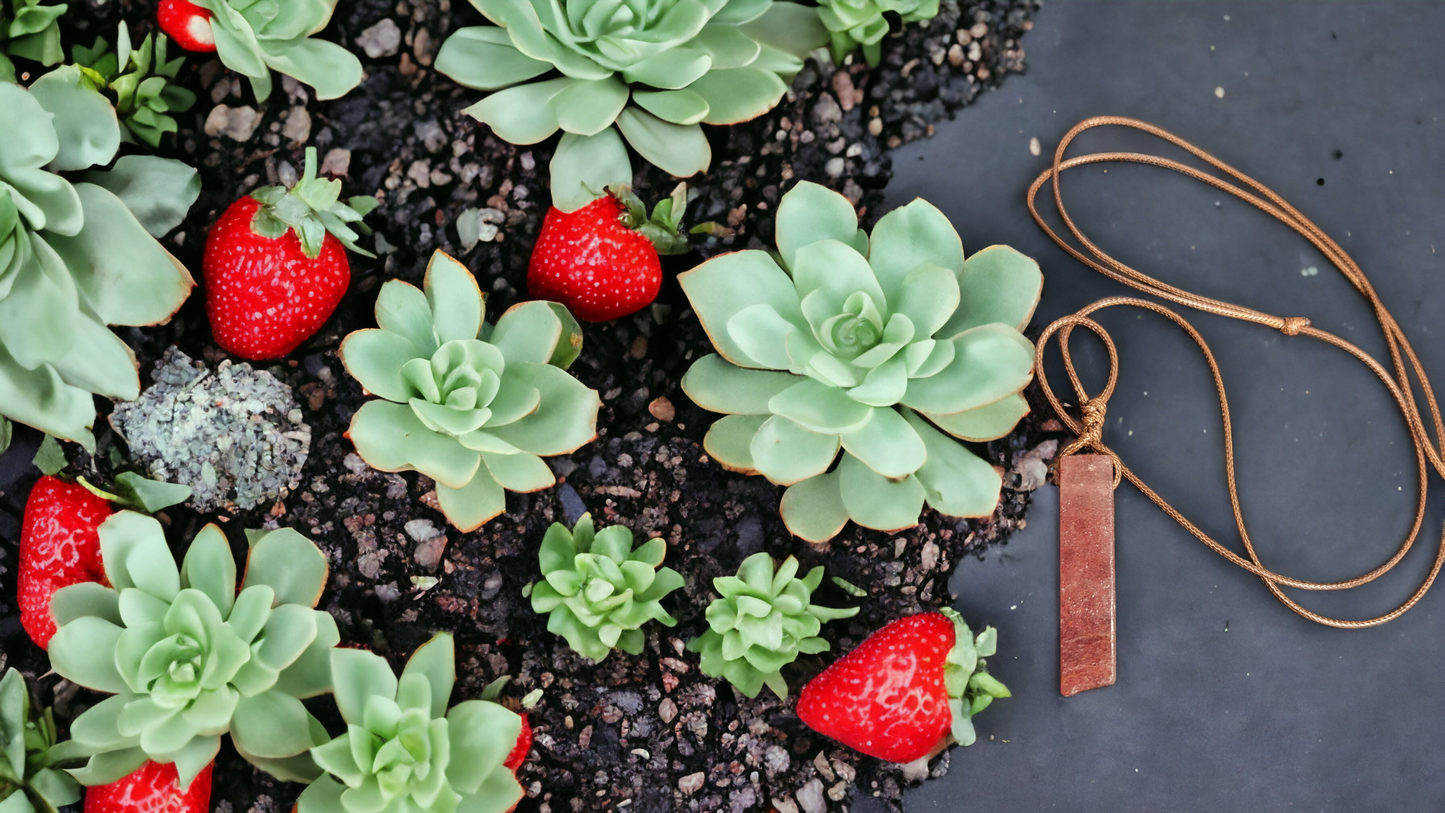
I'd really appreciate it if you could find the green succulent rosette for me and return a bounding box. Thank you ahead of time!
[74,25,198,149]
[297,634,524,813]
[436,0,831,211]
[679,181,1041,543]
[688,552,857,699]
[939,608,1010,747]
[0,669,81,813]
[532,513,685,662]
[0,67,199,449]
[0,0,67,83]
[189,0,363,102]
[46,512,338,789]
[817,0,939,65]
[340,250,602,532]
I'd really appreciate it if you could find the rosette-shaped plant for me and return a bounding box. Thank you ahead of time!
[531,513,685,661]
[74,25,198,148]
[816,0,939,65]
[0,668,81,813]
[0,68,198,449]
[341,251,602,532]
[46,513,338,789]
[188,0,362,102]
[0,0,67,82]
[436,0,831,211]
[687,552,857,698]
[679,182,1041,542]
[296,634,525,813]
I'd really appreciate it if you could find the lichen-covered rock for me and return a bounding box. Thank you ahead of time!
[110,347,311,511]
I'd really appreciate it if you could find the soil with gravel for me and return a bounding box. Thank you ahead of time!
[0,1,1049,811]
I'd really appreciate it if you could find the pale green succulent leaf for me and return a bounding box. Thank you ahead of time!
[727,303,799,370]
[272,610,340,699]
[690,23,762,68]
[464,76,570,144]
[689,66,786,125]
[749,415,839,485]
[924,392,1029,442]
[263,38,365,102]
[839,405,926,479]
[631,89,710,125]
[738,2,831,58]
[678,251,801,368]
[340,329,424,403]
[348,401,482,489]
[423,251,484,343]
[374,280,439,357]
[894,262,963,340]
[436,26,553,91]
[27,66,120,172]
[775,181,859,271]
[48,616,128,694]
[701,413,764,473]
[942,244,1045,336]
[0,346,97,449]
[838,453,926,531]
[402,633,457,720]
[482,362,599,455]
[171,734,221,790]
[64,746,148,787]
[792,239,886,316]
[295,774,348,813]
[81,155,200,238]
[490,301,563,365]
[445,701,523,799]
[903,408,1003,518]
[97,512,179,600]
[180,524,237,617]
[682,354,799,415]
[769,379,873,434]
[614,106,711,178]
[50,581,121,628]
[330,648,398,728]
[242,528,329,608]
[435,465,507,533]
[231,691,316,759]
[549,129,633,213]
[901,325,1034,415]
[552,76,631,136]
[619,46,712,89]
[866,196,965,304]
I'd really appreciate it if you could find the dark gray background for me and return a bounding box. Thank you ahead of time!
[889,2,1445,811]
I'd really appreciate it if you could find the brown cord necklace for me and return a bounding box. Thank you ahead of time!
[1026,116,1445,695]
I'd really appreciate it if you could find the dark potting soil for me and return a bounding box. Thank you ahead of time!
[0,1,1047,811]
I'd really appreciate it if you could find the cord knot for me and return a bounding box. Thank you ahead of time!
[1077,399,1108,446]
[1280,316,1310,336]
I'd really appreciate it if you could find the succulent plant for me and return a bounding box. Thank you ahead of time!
[436,0,831,212]
[0,68,199,449]
[531,513,685,662]
[341,250,602,532]
[296,633,525,813]
[74,24,198,148]
[0,669,81,813]
[188,0,362,102]
[0,0,67,82]
[679,181,1041,542]
[816,0,939,65]
[687,552,857,698]
[46,512,338,789]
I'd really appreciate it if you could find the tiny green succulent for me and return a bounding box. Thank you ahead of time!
[0,669,81,813]
[436,0,831,211]
[0,67,199,449]
[688,552,857,698]
[189,0,363,103]
[0,0,67,82]
[816,0,940,65]
[341,250,602,532]
[74,24,198,148]
[679,181,1041,542]
[939,608,1010,747]
[532,513,685,662]
[47,512,338,789]
[296,634,525,813]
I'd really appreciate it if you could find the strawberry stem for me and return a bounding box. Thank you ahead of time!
[607,183,691,256]
[249,146,378,260]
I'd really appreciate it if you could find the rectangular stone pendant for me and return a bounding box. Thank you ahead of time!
[1058,454,1117,696]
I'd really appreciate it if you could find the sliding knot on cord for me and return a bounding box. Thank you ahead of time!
[1280,316,1311,336]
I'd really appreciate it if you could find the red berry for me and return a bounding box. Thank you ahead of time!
[505,713,532,772]
[796,612,957,764]
[84,760,212,813]
[528,195,665,322]
[157,0,216,53]
[203,196,351,360]
[18,476,113,649]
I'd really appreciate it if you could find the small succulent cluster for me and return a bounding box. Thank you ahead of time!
[73,24,197,147]
[688,552,858,698]
[531,514,685,662]
[187,0,362,102]
[680,181,1041,542]
[0,668,81,813]
[817,0,940,65]
[0,0,66,81]
[0,68,198,449]
[437,0,831,211]
[341,250,602,531]
[48,513,337,789]
[297,634,525,813]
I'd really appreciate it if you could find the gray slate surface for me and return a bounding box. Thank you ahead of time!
[890,2,1445,810]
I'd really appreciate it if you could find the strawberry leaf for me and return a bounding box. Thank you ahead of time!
[32,434,65,475]
[248,147,376,260]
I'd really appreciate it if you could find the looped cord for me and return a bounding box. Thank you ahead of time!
[1028,116,1445,629]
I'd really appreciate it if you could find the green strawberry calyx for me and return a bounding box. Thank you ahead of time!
[941,607,1011,748]
[249,146,378,259]
[609,183,690,257]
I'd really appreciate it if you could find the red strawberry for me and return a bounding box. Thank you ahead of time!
[528,185,689,322]
[796,610,1009,764]
[203,147,376,360]
[505,712,532,772]
[18,476,113,649]
[157,0,216,53]
[85,760,212,813]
